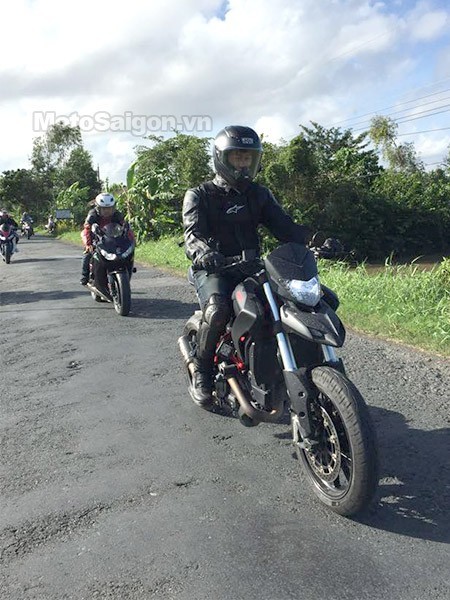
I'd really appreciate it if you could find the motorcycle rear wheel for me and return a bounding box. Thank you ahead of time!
[182,312,202,386]
[293,365,378,517]
[112,271,131,316]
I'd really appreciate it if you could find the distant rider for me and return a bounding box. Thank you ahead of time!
[21,212,34,235]
[0,209,20,252]
[21,211,33,224]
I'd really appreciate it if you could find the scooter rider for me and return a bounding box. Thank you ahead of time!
[80,193,133,285]
[182,125,311,409]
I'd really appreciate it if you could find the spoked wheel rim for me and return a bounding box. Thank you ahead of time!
[293,396,354,500]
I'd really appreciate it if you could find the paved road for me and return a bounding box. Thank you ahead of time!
[1,235,449,600]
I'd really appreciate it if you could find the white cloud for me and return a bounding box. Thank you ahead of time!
[0,0,449,182]
[408,6,449,41]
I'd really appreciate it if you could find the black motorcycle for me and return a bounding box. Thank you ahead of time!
[85,222,135,316]
[179,241,379,517]
[0,223,17,264]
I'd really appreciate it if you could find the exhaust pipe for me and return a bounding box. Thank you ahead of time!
[178,335,196,376]
[86,282,111,303]
[228,377,284,424]
[179,335,284,424]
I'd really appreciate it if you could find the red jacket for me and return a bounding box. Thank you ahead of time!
[81,209,135,246]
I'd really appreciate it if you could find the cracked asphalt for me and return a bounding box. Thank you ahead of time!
[1,235,449,600]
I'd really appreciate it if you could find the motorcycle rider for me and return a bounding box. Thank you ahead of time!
[182,125,311,409]
[20,211,34,235]
[80,192,134,285]
[0,210,19,252]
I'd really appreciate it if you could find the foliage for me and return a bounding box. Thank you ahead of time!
[28,121,101,223]
[4,118,450,260]
[31,121,82,174]
[117,132,213,241]
[369,116,424,172]
[56,147,101,202]
[55,181,91,225]
[0,168,47,218]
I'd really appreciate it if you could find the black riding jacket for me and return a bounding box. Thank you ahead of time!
[183,176,310,263]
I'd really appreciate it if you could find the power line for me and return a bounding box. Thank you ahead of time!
[394,104,450,124]
[345,95,450,129]
[352,106,450,132]
[397,126,450,137]
[331,76,450,126]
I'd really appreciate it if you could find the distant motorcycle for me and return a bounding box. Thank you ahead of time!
[0,223,17,264]
[85,222,135,316]
[21,219,34,239]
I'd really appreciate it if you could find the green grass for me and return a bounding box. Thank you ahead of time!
[318,259,450,357]
[135,236,191,273]
[57,231,450,358]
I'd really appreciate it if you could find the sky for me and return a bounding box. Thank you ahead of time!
[0,0,449,184]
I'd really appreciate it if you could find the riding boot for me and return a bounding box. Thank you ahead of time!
[189,358,214,409]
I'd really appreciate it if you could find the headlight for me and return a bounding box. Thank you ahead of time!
[284,276,321,307]
[120,245,134,258]
[99,248,117,260]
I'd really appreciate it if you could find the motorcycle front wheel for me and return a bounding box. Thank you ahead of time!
[111,271,131,316]
[4,244,11,264]
[292,366,378,517]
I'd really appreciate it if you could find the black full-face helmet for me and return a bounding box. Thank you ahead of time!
[213,125,262,190]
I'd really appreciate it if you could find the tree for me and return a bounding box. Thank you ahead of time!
[257,123,382,247]
[369,116,423,173]
[31,121,82,175]
[124,132,213,240]
[58,147,101,200]
[30,122,100,217]
[56,182,90,225]
[0,168,47,219]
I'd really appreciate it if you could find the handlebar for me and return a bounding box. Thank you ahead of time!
[309,237,345,260]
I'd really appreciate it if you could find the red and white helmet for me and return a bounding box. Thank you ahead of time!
[94,193,116,209]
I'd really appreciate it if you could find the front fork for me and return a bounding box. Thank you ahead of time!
[262,281,342,445]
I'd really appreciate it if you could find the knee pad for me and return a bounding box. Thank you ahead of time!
[203,294,231,330]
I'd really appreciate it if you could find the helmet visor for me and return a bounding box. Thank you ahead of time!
[223,148,261,180]
[99,206,114,217]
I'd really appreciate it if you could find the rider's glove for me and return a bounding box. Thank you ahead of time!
[197,250,225,272]
[318,238,344,259]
